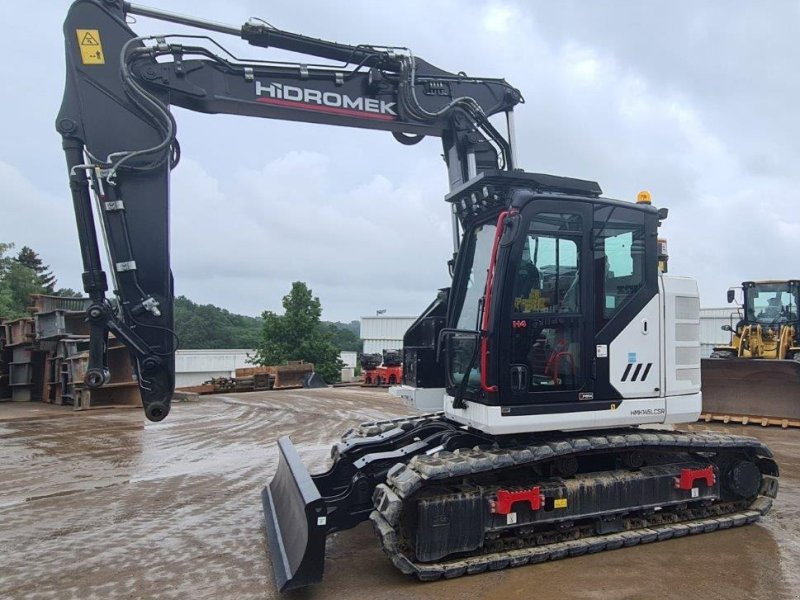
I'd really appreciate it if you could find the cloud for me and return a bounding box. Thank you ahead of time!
[0,161,83,292]
[171,154,452,319]
[483,5,517,34]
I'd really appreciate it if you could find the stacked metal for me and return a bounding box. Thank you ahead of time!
[0,294,141,410]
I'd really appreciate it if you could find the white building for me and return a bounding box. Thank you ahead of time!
[700,307,740,357]
[360,316,417,355]
[175,349,254,387]
[339,351,357,368]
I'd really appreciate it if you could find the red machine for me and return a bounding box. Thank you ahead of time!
[361,350,403,386]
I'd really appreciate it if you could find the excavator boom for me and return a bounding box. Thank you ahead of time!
[57,0,522,422]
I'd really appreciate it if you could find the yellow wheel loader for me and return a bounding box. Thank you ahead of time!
[702,280,800,427]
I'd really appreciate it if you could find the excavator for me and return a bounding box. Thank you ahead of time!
[58,1,779,592]
[702,280,800,427]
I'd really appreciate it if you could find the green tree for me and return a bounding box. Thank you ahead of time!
[0,243,46,320]
[15,246,56,292]
[54,288,84,298]
[173,295,262,349]
[253,282,343,383]
[323,320,362,352]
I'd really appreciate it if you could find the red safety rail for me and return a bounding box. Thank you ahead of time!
[493,487,542,515]
[480,210,517,393]
[675,465,716,490]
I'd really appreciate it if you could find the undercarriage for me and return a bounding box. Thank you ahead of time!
[263,413,779,590]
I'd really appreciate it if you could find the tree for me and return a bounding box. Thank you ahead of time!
[15,246,56,292]
[0,243,85,320]
[324,320,362,352]
[0,243,46,320]
[54,288,84,298]
[253,282,343,383]
[173,296,262,349]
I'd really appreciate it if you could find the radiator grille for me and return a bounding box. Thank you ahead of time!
[675,322,699,342]
[676,346,701,366]
[675,296,700,321]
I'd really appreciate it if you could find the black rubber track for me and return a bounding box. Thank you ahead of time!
[368,426,779,581]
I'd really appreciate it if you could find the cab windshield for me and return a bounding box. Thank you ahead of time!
[454,222,497,330]
[745,282,799,325]
[447,221,497,392]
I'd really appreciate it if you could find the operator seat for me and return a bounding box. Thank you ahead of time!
[759,297,786,325]
[514,241,541,307]
[516,262,541,300]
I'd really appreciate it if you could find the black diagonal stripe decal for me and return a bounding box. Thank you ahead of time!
[621,363,633,382]
[641,363,653,382]
[631,363,643,382]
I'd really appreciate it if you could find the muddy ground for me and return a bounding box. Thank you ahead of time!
[1,388,798,600]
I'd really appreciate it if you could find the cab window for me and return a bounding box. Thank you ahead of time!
[513,213,581,314]
[594,206,645,328]
[510,212,583,392]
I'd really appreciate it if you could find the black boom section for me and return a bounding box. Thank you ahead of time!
[58,0,175,420]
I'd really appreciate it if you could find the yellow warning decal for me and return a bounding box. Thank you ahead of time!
[554,498,568,509]
[76,29,105,65]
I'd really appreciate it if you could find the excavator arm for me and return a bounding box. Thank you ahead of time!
[57,0,522,422]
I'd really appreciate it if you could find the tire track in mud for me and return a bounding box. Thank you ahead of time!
[0,388,406,600]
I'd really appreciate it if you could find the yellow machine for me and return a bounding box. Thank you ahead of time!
[702,280,800,427]
[711,280,800,360]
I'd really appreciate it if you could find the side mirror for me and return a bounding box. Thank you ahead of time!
[727,289,735,303]
[436,328,479,361]
[721,324,733,332]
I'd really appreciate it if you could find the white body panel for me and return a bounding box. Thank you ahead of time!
[390,384,446,412]
[662,276,702,397]
[444,396,670,435]
[663,392,703,426]
[608,295,661,398]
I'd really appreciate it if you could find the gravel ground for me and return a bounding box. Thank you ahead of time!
[1,387,798,600]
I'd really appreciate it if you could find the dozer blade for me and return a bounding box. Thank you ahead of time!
[262,436,328,591]
[701,358,800,426]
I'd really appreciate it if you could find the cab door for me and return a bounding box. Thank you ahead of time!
[497,201,595,410]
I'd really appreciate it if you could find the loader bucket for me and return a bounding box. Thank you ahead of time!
[262,436,328,591]
[701,358,800,426]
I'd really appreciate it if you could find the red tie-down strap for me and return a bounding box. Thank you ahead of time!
[491,487,543,515]
[675,465,716,490]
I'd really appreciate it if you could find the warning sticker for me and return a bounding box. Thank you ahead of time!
[76,29,105,65]
[554,498,568,509]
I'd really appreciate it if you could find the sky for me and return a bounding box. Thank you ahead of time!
[1,1,798,322]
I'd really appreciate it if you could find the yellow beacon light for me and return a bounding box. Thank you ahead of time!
[636,190,652,204]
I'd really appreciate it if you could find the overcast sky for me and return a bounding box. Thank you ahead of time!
[1,1,798,322]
